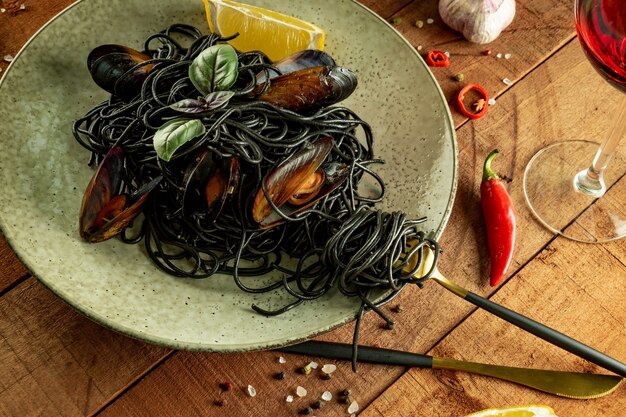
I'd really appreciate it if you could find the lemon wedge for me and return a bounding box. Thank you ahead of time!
[201,0,325,62]
[465,405,559,417]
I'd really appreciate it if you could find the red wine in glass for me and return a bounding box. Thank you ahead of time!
[575,0,626,92]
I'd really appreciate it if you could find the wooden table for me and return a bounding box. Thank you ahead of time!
[1,0,625,416]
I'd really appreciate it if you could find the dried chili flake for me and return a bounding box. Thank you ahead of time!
[482,49,492,56]
[391,304,404,313]
[219,381,234,391]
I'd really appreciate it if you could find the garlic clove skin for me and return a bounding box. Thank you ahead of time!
[439,0,516,44]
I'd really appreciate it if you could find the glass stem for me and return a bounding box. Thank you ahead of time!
[574,94,626,198]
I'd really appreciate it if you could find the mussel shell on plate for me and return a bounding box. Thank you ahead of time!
[182,148,240,221]
[256,66,357,112]
[256,49,336,84]
[87,44,153,101]
[79,146,161,243]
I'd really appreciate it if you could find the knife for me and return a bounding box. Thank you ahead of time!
[278,340,623,399]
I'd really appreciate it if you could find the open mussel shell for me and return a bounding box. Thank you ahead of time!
[79,146,162,243]
[256,50,336,84]
[260,161,349,229]
[182,149,240,221]
[253,137,349,228]
[87,44,153,101]
[256,66,357,112]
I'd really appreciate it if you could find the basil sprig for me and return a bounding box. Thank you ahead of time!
[154,44,239,161]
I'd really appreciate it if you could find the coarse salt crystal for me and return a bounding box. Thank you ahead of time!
[20,3,26,10]
[496,53,503,59]
[296,386,307,397]
[1,8,6,12]
[321,391,332,401]
[4,55,14,62]
[502,78,513,86]
[488,98,496,106]
[247,384,256,397]
[348,400,359,414]
[309,361,318,369]
[444,51,450,57]
[286,395,294,403]
[321,364,337,374]
[279,356,286,364]
[505,53,512,59]
[417,45,423,51]
[426,18,434,24]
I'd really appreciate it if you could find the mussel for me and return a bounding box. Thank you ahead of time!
[252,137,349,228]
[256,66,357,112]
[182,149,240,221]
[87,44,153,101]
[256,50,336,84]
[79,146,161,243]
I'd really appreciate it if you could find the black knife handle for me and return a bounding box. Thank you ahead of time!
[465,291,626,378]
[277,340,433,368]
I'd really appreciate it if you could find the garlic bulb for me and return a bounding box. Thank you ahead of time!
[439,0,516,44]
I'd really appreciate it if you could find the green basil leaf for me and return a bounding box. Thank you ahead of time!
[153,118,206,161]
[169,99,208,114]
[204,91,235,110]
[188,44,239,94]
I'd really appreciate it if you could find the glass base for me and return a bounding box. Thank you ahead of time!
[524,140,626,243]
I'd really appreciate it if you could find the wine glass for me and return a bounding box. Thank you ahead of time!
[523,0,626,243]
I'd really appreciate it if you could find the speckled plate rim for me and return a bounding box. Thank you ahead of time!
[0,0,457,351]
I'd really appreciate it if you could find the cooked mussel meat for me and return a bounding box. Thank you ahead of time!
[256,50,336,84]
[182,148,240,221]
[256,66,357,112]
[87,44,153,101]
[79,146,161,243]
[252,137,349,228]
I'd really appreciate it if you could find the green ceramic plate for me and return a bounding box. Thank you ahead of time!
[0,0,456,351]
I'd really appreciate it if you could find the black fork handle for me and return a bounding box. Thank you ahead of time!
[464,290,626,378]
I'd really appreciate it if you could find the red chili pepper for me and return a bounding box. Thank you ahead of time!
[482,49,492,56]
[457,83,489,119]
[425,50,450,67]
[480,149,515,287]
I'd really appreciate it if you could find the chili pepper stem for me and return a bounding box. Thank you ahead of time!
[482,149,501,181]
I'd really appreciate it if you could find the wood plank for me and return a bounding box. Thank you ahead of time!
[0,233,28,294]
[0,279,169,417]
[89,18,615,417]
[361,182,626,417]
[385,0,576,125]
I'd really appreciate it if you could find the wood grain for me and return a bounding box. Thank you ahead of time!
[0,234,28,294]
[0,279,170,417]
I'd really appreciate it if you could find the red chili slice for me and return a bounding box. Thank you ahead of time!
[425,50,450,67]
[457,83,489,119]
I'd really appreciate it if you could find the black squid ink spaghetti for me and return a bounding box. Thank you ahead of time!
[73,24,439,370]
